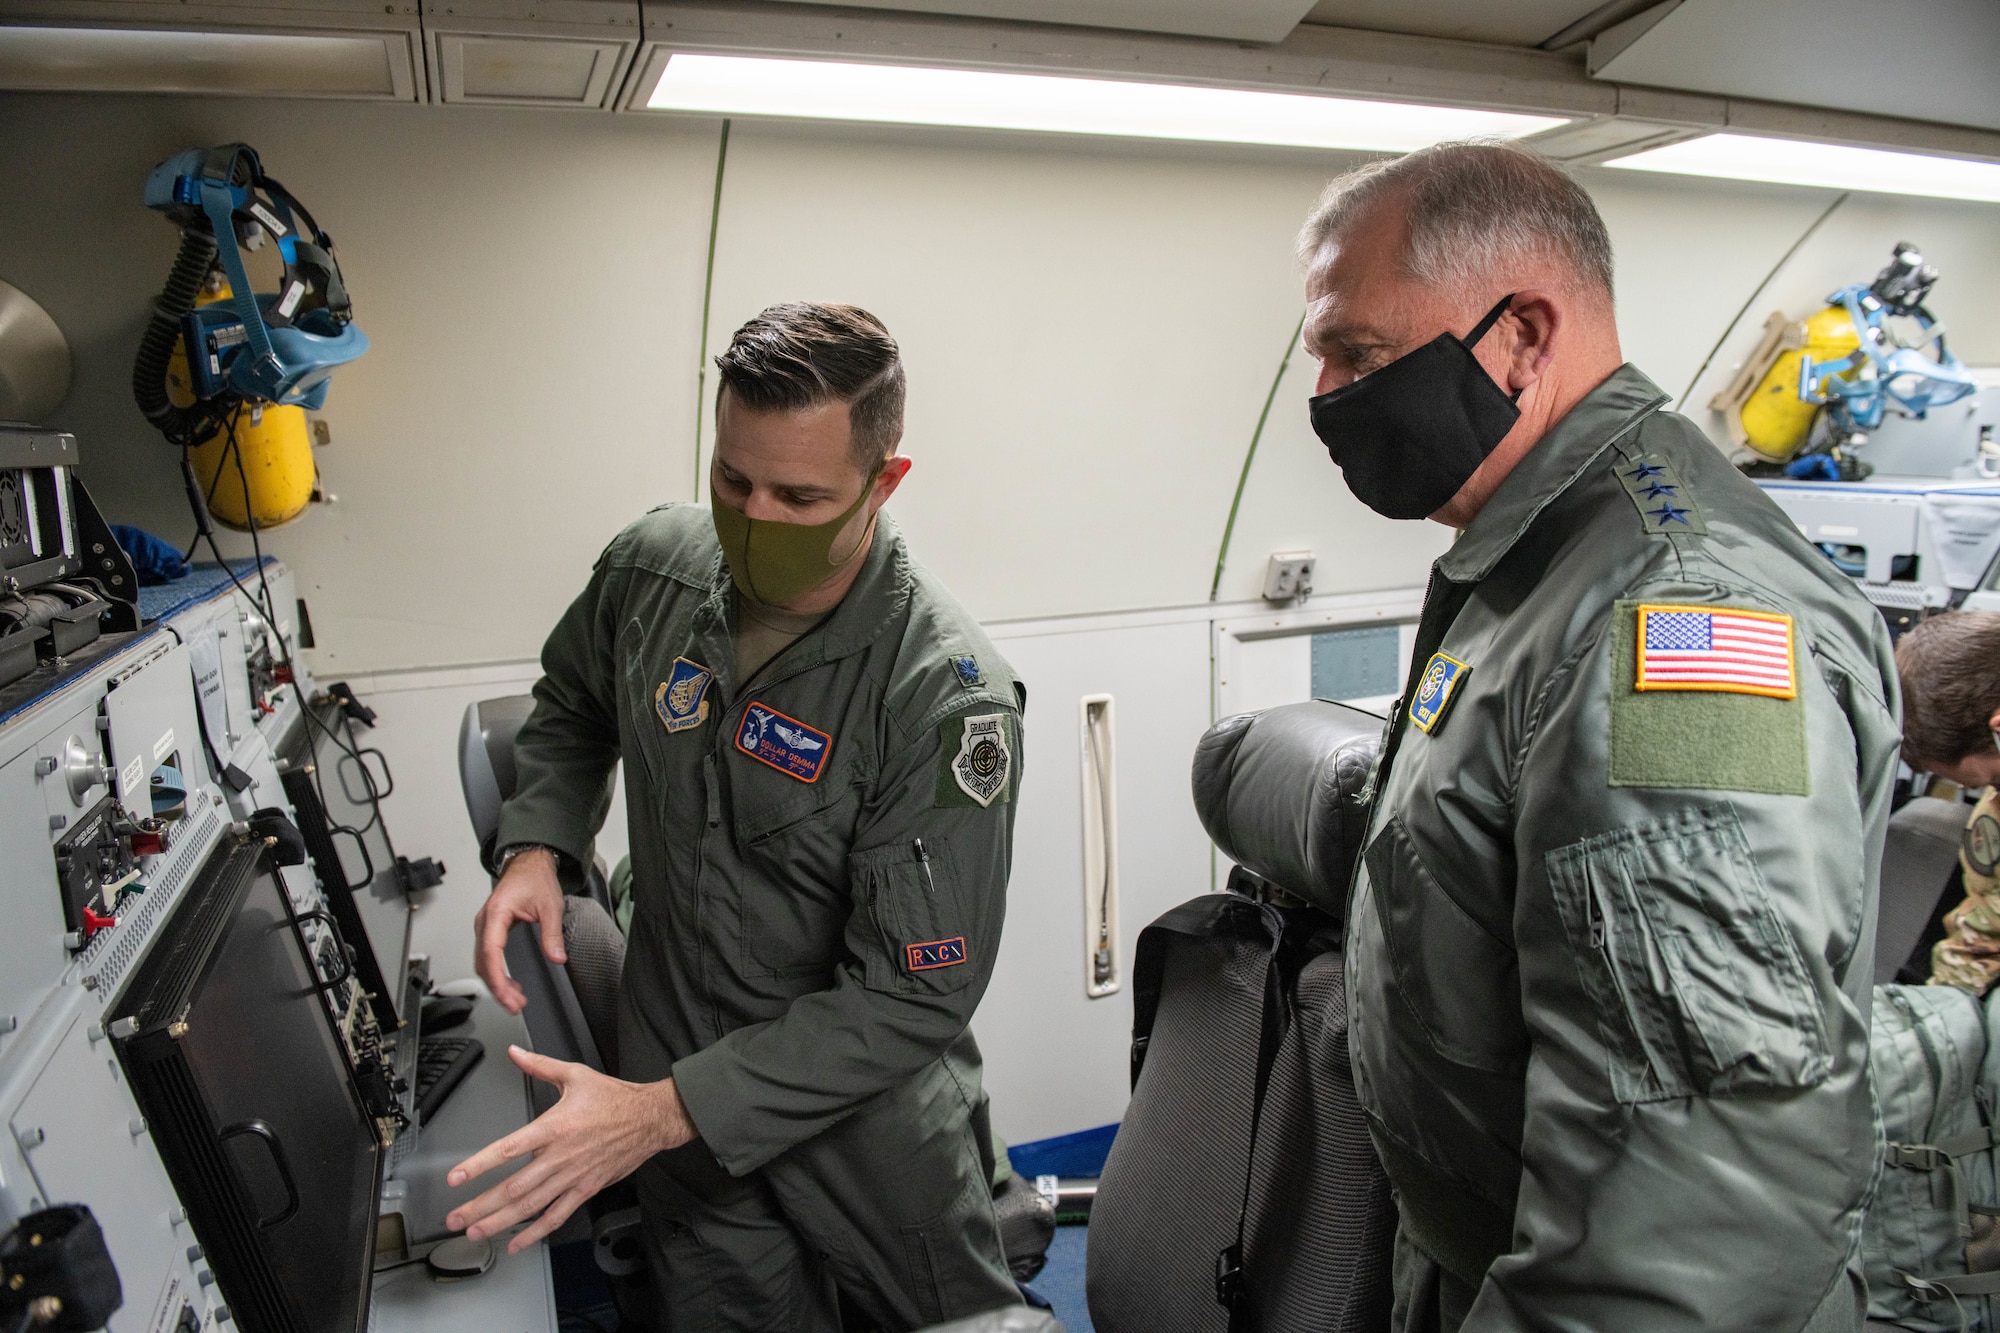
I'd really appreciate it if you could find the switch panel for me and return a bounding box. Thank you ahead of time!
[1263,550,1316,602]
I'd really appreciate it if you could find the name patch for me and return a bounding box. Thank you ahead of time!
[736,702,832,783]
[1409,652,1470,736]
[1635,604,1796,699]
[906,937,967,972]
[655,657,713,734]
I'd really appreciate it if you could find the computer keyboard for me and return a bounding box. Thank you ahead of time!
[414,1035,485,1126]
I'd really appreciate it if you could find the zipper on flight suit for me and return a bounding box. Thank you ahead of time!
[1586,882,1607,950]
[702,753,721,829]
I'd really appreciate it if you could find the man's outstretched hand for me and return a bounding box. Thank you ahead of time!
[474,847,565,1014]
[445,1046,698,1253]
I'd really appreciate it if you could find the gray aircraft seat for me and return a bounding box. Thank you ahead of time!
[1876,794,1973,986]
[1090,700,1394,1333]
[456,696,624,1075]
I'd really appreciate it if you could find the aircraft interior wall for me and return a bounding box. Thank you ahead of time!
[5,88,2000,1144]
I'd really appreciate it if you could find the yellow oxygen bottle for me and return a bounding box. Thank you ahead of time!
[164,275,316,530]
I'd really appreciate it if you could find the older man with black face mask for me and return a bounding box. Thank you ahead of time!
[1303,142,1901,1332]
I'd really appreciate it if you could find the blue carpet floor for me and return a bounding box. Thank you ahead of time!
[1030,1226,1092,1333]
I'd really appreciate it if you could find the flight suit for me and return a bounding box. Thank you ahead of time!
[495,506,1024,1332]
[1349,366,1902,1332]
[1928,787,2000,992]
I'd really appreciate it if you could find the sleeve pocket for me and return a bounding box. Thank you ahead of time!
[1545,805,1829,1103]
[850,837,977,996]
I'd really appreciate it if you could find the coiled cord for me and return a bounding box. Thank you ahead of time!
[131,227,224,447]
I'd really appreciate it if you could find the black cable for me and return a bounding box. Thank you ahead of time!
[1677,191,1852,410]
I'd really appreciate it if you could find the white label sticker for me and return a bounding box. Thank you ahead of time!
[120,754,145,802]
[277,281,305,317]
[248,201,289,237]
[152,728,175,764]
[189,630,230,756]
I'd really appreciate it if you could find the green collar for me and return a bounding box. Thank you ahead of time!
[1436,364,1671,585]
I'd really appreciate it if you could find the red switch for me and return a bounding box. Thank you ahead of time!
[129,824,169,857]
[273,664,295,685]
[82,907,117,939]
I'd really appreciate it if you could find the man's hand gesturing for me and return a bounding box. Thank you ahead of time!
[475,847,564,1014]
[445,1047,698,1253]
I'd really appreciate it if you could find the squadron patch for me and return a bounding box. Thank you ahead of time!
[937,712,1014,808]
[736,702,832,783]
[906,937,968,972]
[1408,653,1470,736]
[1966,805,2000,879]
[655,657,713,734]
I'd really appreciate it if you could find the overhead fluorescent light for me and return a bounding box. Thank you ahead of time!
[1604,132,2000,204]
[645,53,1567,151]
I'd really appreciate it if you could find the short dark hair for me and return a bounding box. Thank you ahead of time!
[714,303,906,471]
[1896,610,2000,765]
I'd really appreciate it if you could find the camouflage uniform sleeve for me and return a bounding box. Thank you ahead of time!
[1929,789,2000,993]
[671,692,1022,1176]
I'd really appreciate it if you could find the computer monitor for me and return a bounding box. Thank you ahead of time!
[114,836,381,1333]
[279,697,413,1026]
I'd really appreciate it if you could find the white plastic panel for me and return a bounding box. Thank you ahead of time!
[0,751,71,1045]
[0,23,420,99]
[438,33,627,106]
[103,644,200,825]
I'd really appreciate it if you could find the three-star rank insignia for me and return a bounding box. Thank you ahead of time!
[655,657,713,734]
[1408,652,1469,736]
[1616,456,1708,535]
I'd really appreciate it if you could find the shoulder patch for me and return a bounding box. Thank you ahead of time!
[1635,604,1796,699]
[1965,793,2000,881]
[950,655,984,688]
[736,702,831,782]
[936,712,1015,808]
[1615,456,1708,536]
[1609,600,1808,794]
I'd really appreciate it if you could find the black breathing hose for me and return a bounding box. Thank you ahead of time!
[131,227,221,445]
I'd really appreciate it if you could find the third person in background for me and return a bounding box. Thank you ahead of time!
[1302,140,1900,1331]
[1894,610,2000,992]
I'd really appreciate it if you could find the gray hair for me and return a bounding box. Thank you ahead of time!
[1297,139,1614,299]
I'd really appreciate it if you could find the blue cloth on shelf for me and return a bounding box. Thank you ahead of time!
[110,524,190,586]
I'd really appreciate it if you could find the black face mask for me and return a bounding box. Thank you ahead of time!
[1308,293,1522,521]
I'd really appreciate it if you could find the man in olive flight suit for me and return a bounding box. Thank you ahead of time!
[1301,144,1899,1330]
[445,303,1026,1332]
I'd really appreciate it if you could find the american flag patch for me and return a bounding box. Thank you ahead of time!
[1635,604,1796,699]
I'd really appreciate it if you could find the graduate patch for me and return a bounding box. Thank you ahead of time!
[906,937,967,972]
[936,713,1015,808]
[655,657,713,734]
[1408,653,1470,735]
[736,702,831,783]
[1635,604,1796,699]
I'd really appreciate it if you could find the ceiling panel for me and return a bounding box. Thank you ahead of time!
[1591,0,2000,134]
[1300,0,1603,47]
[769,0,1320,44]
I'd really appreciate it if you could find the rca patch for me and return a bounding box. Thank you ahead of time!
[937,712,1015,808]
[736,702,832,783]
[655,657,713,734]
[906,937,968,972]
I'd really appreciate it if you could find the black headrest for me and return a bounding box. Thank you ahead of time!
[1191,700,1385,917]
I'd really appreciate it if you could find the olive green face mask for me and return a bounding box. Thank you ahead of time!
[710,474,877,607]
